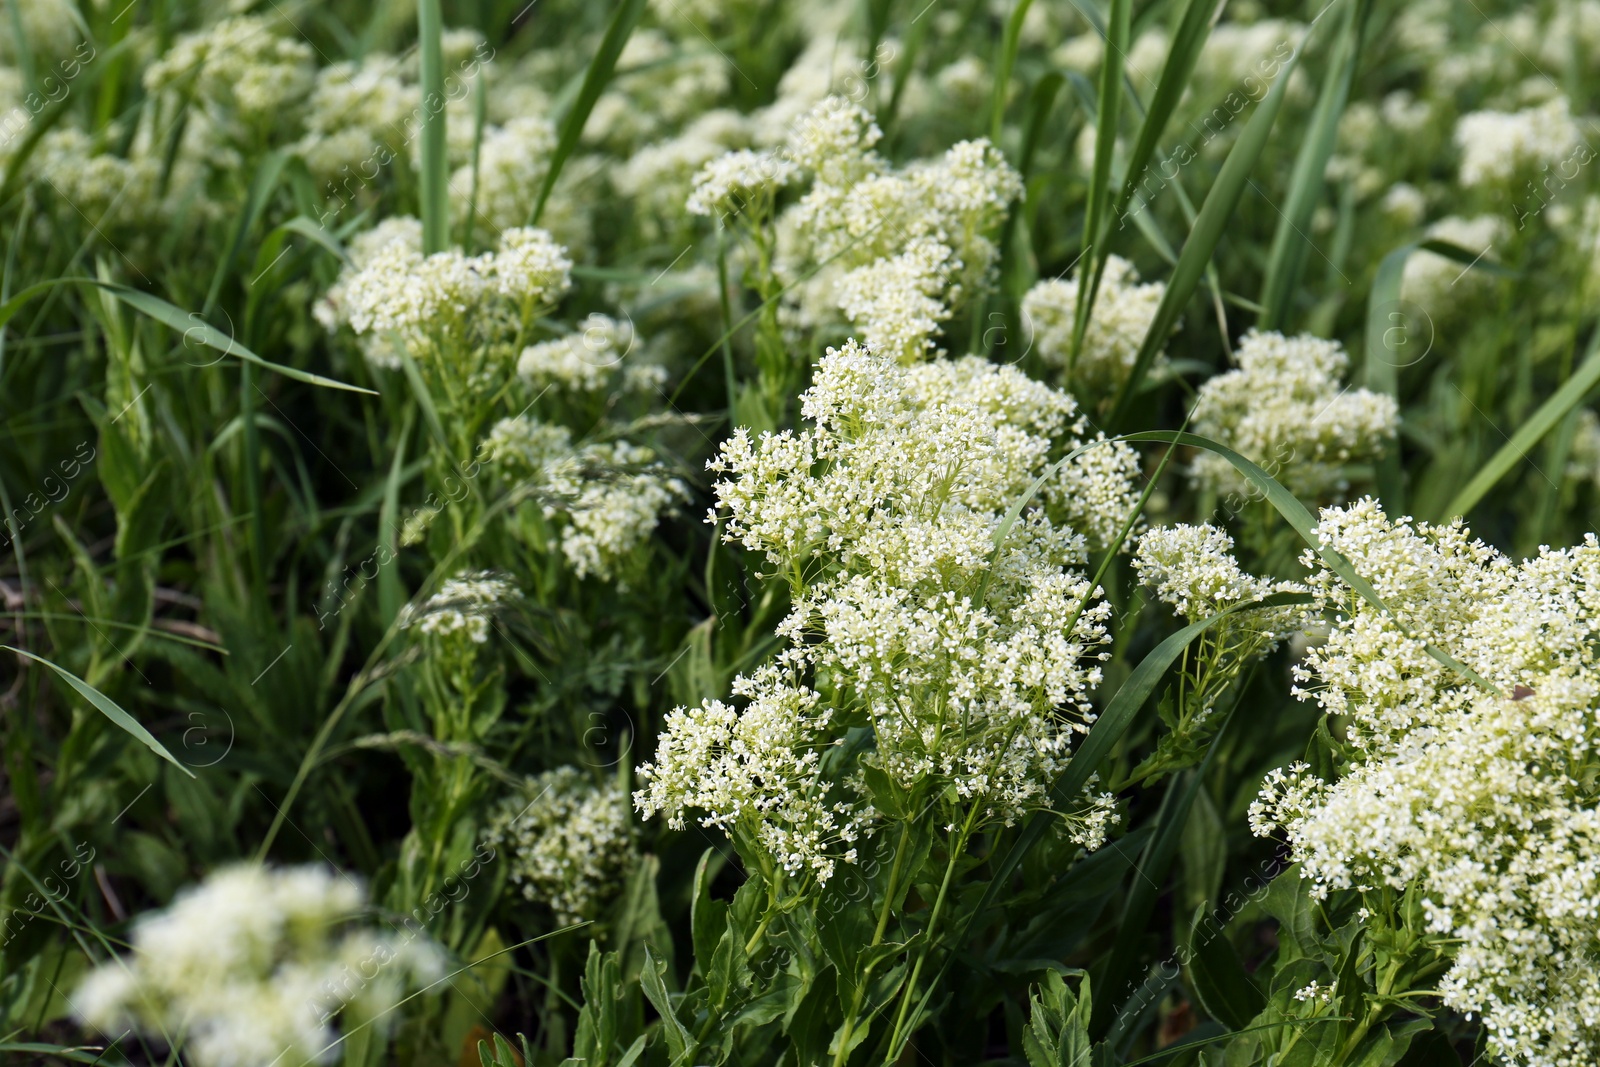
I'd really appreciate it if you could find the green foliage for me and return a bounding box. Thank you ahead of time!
[0,1,1593,1065]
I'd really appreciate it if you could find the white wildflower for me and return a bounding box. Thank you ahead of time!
[74,864,442,1067]
[1189,330,1398,499]
[637,342,1137,881]
[485,767,634,926]
[1455,96,1585,188]
[686,148,797,219]
[400,571,515,644]
[1022,255,1166,388]
[484,418,689,581]
[1252,499,1600,1065]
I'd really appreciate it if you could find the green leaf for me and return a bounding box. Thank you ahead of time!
[1442,325,1600,521]
[1393,1031,1461,1067]
[528,0,648,227]
[1260,874,1318,964]
[859,761,908,818]
[1120,430,1496,693]
[1187,904,1265,1030]
[639,945,693,1065]
[990,0,1037,142]
[1023,971,1093,1067]
[1068,0,1130,381]
[1107,40,1305,427]
[1258,0,1369,330]
[690,849,728,979]
[0,279,374,394]
[4,645,194,777]
[416,0,449,253]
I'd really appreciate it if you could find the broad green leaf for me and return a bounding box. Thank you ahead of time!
[1187,904,1265,1030]
[5,645,194,777]
[639,945,694,1065]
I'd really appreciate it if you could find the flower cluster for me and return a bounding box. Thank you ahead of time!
[143,15,315,132]
[1131,523,1308,777]
[516,314,665,396]
[1455,96,1585,188]
[1189,330,1398,499]
[400,571,516,644]
[325,223,571,368]
[1251,499,1600,1065]
[636,342,1137,882]
[769,98,1023,358]
[74,864,442,1067]
[484,417,689,581]
[484,767,635,927]
[1134,523,1306,636]
[1021,255,1167,389]
[1400,213,1508,314]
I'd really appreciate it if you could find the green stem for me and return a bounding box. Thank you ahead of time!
[831,820,914,1067]
[883,806,979,1064]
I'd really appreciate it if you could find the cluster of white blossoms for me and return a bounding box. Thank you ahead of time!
[1021,255,1166,389]
[327,224,571,366]
[833,237,957,362]
[484,767,635,926]
[1190,330,1398,499]
[1131,524,1307,773]
[516,314,665,396]
[1134,523,1306,635]
[143,15,314,129]
[686,147,799,220]
[74,864,442,1067]
[294,57,415,177]
[1249,498,1600,1066]
[636,342,1138,882]
[1454,95,1585,187]
[400,571,516,644]
[484,417,689,581]
[763,98,1022,356]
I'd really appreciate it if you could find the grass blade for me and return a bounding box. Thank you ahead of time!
[1257,0,1369,331]
[1442,325,1600,521]
[1067,0,1130,381]
[1101,0,1217,260]
[5,645,194,777]
[1121,430,1496,692]
[0,279,374,394]
[417,0,450,254]
[990,0,1037,142]
[1106,41,1306,429]
[527,0,648,227]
